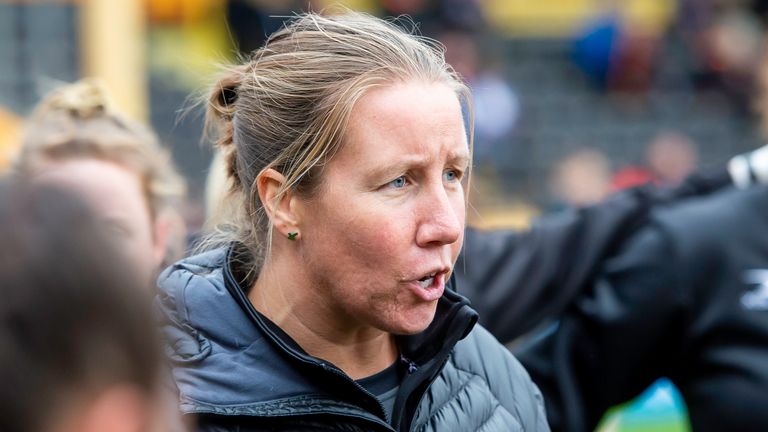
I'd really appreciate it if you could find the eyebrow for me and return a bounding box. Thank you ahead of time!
[449,152,470,169]
[366,156,425,181]
[367,150,470,181]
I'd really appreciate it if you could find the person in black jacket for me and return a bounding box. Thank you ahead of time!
[513,183,768,432]
[452,144,768,431]
[455,152,764,342]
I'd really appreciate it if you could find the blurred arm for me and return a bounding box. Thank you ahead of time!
[512,224,684,432]
[455,164,728,343]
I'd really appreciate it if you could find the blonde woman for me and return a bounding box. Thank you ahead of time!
[14,80,186,284]
[158,12,548,432]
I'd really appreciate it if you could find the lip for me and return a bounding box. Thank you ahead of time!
[407,271,447,302]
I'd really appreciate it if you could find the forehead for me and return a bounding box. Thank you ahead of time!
[339,81,468,162]
[32,158,149,218]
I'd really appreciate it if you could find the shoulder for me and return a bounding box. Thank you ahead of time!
[155,247,247,362]
[452,325,541,398]
[156,247,230,316]
[636,186,768,268]
[652,186,768,238]
[157,247,228,294]
[430,325,549,431]
[605,186,768,268]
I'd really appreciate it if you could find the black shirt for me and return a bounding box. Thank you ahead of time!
[356,360,403,423]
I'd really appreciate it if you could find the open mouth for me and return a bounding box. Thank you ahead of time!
[409,270,446,302]
[417,272,437,288]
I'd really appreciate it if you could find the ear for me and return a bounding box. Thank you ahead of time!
[151,209,184,269]
[257,168,300,238]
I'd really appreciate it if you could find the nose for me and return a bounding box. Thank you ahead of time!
[415,184,463,248]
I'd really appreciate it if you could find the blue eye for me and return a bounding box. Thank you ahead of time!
[390,176,407,188]
[444,170,458,182]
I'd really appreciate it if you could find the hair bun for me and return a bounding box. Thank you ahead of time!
[43,79,113,119]
[220,85,238,107]
[210,73,241,121]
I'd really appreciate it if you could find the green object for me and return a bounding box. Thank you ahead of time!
[596,379,690,432]
[287,232,298,241]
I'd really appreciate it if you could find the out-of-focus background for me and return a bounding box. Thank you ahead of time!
[3,1,768,430]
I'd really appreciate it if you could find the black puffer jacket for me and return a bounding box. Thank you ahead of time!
[157,246,549,431]
[517,186,768,431]
[456,167,732,343]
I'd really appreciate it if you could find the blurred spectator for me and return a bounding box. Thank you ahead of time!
[440,29,519,169]
[611,165,657,191]
[612,131,699,191]
[572,8,662,94]
[0,177,170,432]
[517,178,768,432]
[12,79,187,283]
[572,13,621,89]
[646,130,699,185]
[678,0,765,111]
[550,148,612,208]
[456,143,765,348]
[572,13,656,92]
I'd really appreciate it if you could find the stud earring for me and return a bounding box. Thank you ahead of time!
[287,231,298,241]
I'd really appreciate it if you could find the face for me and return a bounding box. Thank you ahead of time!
[295,81,469,335]
[47,385,180,432]
[32,159,161,285]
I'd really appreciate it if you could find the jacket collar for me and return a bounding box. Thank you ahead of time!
[223,244,478,373]
[158,244,478,423]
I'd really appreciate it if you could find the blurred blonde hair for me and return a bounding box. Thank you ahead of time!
[204,11,473,274]
[15,79,186,218]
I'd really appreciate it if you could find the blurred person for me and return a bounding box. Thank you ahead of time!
[678,0,765,111]
[13,79,187,284]
[610,163,656,191]
[571,9,661,95]
[0,177,169,432]
[441,15,768,425]
[646,130,699,186]
[515,146,768,431]
[549,148,612,208]
[439,29,519,170]
[158,12,549,431]
[611,131,699,191]
[456,145,768,345]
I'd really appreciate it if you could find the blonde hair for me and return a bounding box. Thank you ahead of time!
[205,12,472,274]
[15,79,185,218]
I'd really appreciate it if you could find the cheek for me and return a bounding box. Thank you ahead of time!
[452,193,467,245]
[317,201,409,265]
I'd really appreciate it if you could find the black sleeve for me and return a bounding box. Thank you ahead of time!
[454,166,729,343]
[512,224,687,432]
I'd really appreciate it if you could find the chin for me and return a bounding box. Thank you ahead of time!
[387,305,438,335]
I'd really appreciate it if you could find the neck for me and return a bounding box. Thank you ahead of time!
[249,253,398,380]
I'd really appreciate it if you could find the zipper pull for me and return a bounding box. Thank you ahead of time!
[399,353,418,374]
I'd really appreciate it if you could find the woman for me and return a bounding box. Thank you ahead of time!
[159,12,548,431]
[0,177,168,432]
[13,80,186,285]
